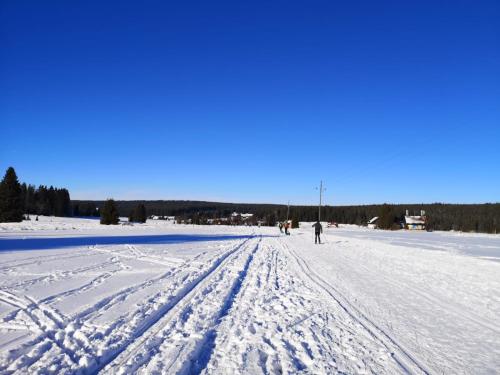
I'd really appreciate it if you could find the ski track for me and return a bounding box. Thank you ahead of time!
[281,241,430,375]
[0,289,95,373]
[93,244,185,268]
[338,243,500,337]
[0,250,91,274]
[1,256,123,290]
[0,236,252,374]
[1,218,499,374]
[200,238,407,375]
[101,236,260,374]
[299,233,500,373]
[0,234,430,374]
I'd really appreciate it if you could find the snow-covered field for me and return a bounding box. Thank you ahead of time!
[0,217,499,374]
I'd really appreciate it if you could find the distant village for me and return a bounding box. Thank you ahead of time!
[368,210,427,230]
[149,212,269,226]
[148,209,428,231]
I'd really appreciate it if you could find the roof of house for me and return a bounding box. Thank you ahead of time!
[231,212,253,218]
[405,216,426,225]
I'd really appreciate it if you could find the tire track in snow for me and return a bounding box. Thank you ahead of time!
[281,241,431,375]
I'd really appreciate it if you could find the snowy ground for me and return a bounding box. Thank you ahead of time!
[0,217,499,374]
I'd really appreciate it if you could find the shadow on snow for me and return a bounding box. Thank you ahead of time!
[0,234,269,252]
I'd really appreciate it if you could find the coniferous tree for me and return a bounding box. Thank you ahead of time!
[135,204,147,223]
[100,199,119,225]
[128,203,147,223]
[0,167,24,222]
[55,188,71,216]
[267,212,277,227]
[68,199,500,234]
[378,204,397,230]
[25,184,36,216]
[20,183,28,216]
[35,185,51,216]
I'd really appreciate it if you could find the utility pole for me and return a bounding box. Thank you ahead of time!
[316,180,326,222]
[286,200,290,223]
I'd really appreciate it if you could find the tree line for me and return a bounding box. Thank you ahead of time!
[2,166,498,233]
[21,184,71,217]
[0,167,71,222]
[73,199,500,233]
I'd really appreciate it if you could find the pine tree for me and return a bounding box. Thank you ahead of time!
[0,167,24,222]
[129,203,147,223]
[100,199,119,225]
[136,204,147,223]
[378,204,397,230]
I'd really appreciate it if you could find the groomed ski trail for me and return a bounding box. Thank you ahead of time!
[198,238,410,375]
[1,237,255,374]
[280,240,431,375]
[101,236,261,374]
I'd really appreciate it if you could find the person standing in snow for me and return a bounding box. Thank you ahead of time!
[312,221,323,244]
[285,222,290,235]
[279,222,283,233]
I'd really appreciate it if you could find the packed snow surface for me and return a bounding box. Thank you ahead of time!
[0,217,499,374]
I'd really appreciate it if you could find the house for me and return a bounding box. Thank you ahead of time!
[405,216,426,230]
[367,216,379,229]
[212,218,229,225]
[230,212,254,225]
[405,210,426,230]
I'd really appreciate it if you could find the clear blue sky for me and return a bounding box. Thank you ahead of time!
[1,1,499,205]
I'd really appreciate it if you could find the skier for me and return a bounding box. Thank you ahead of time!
[285,221,290,235]
[312,221,323,244]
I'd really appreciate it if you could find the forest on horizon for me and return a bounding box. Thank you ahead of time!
[72,199,500,234]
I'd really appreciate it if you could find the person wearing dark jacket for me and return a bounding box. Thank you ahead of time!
[312,221,323,244]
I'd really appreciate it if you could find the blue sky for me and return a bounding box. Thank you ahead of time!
[1,1,499,205]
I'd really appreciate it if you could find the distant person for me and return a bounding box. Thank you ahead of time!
[285,222,290,235]
[312,221,323,244]
[279,222,283,233]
